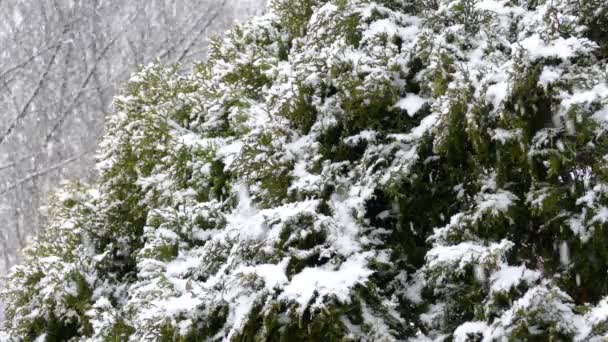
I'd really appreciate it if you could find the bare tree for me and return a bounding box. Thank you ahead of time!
[0,0,264,278]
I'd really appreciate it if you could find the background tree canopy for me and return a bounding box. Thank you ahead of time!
[0,0,261,275]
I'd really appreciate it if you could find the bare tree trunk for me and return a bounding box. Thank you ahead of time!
[0,0,262,277]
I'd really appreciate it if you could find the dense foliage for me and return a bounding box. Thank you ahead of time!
[2,0,608,340]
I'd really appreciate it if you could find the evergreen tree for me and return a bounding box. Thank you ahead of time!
[2,0,608,340]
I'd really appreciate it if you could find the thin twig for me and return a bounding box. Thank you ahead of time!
[0,44,62,146]
[0,151,90,196]
[44,33,120,144]
[176,0,227,64]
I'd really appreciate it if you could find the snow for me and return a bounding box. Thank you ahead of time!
[165,254,204,278]
[281,252,374,310]
[491,128,520,144]
[585,299,608,330]
[178,132,206,147]
[389,113,439,143]
[559,241,570,267]
[562,83,608,110]
[515,34,594,60]
[591,207,608,225]
[225,183,266,241]
[241,263,289,290]
[330,192,366,255]
[12,8,23,27]
[488,285,585,340]
[394,94,429,116]
[191,228,223,241]
[419,303,446,330]
[61,220,76,229]
[217,140,244,168]
[360,301,398,340]
[344,130,378,145]
[568,215,589,241]
[365,19,400,39]
[490,264,541,294]
[404,273,425,304]
[453,321,489,342]
[539,66,561,87]
[593,107,608,124]
[226,295,257,340]
[38,256,61,265]
[289,160,322,193]
[474,0,521,15]
[426,240,514,274]
[153,293,201,317]
[129,74,144,83]
[473,190,518,221]
[485,82,509,110]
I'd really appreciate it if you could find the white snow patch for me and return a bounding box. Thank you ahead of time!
[539,66,561,87]
[454,321,489,342]
[591,207,608,224]
[280,252,374,310]
[225,183,265,241]
[593,106,608,124]
[486,82,509,110]
[236,260,289,290]
[330,192,365,255]
[473,190,518,221]
[290,160,322,193]
[344,130,377,145]
[426,240,514,272]
[226,295,257,340]
[562,83,608,109]
[490,264,541,293]
[559,241,570,267]
[491,128,520,144]
[394,94,429,116]
[389,113,439,143]
[217,140,244,168]
[515,34,594,60]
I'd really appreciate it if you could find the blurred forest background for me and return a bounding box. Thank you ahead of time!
[0,0,262,278]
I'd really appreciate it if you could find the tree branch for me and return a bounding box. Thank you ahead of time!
[0,44,62,146]
[43,32,120,144]
[176,0,227,64]
[0,151,90,196]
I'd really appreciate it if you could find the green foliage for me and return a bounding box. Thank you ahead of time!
[233,131,294,207]
[233,284,415,341]
[272,0,316,39]
[105,318,136,342]
[342,13,363,48]
[502,65,554,142]
[224,62,273,99]
[580,0,608,58]
[340,77,402,134]
[430,53,455,97]
[233,297,357,341]
[388,141,453,267]
[317,122,367,163]
[280,84,318,134]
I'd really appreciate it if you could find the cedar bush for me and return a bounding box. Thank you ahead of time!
[2,0,608,341]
